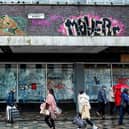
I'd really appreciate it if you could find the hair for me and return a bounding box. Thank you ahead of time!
[49,88,54,95]
[123,88,128,94]
[49,88,56,101]
[79,90,84,94]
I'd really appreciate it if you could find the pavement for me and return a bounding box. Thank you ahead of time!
[0,111,129,129]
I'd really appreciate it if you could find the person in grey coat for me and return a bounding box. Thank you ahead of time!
[96,86,108,119]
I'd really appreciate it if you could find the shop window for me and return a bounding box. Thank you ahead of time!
[47,64,74,101]
[84,64,111,101]
[35,64,42,69]
[18,64,46,103]
[0,64,17,101]
[112,64,129,86]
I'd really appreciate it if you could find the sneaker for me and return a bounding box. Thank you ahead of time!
[93,124,98,129]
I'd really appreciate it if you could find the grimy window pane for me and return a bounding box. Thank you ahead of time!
[84,64,111,101]
[0,64,17,101]
[47,64,74,101]
[18,64,46,103]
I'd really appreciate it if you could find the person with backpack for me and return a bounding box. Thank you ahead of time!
[78,90,98,129]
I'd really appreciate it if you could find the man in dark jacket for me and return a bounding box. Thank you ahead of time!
[118,88,129,125]
[6,89,16,123]
[96,85,108,119]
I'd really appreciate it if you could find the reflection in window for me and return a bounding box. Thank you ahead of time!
[0,64,17,101]
[18,64,46,103]
[47,64,74,101]
[112,64,129,86]
[84,64,111,100]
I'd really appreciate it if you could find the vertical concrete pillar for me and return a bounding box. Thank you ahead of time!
[74,63,84,111]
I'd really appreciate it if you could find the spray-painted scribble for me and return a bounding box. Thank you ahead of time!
[0,15,27,36]
[58,14,125,36]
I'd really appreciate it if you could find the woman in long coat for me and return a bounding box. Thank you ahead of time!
[45,88,57,129]
[78,90,98,129]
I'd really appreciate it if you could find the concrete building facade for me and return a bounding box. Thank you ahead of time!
[0,3,129,108]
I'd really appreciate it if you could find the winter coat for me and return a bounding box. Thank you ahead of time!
[97,88,108,103]
[6,91,15,107]
[108,87,114,102]
[114,89,121,106]
[121,91,129,107]
[78,93,91,114]
[46,93,56,113]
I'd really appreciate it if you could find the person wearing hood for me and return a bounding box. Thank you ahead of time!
[78,90,98,129]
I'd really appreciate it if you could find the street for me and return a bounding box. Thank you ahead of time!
[0,112,129,129]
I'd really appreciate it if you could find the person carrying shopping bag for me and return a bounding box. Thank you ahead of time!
[44,88,57,129]
[6,88,17,123]
[78,90,98,129]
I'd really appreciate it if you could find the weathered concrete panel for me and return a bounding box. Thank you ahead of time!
[0,36,129,46]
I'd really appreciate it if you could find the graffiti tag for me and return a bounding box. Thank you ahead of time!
[58,15,124,36]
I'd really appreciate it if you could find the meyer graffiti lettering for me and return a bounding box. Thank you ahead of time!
[64,16,121,36]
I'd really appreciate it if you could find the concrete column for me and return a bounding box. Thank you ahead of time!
[74,63,84,111]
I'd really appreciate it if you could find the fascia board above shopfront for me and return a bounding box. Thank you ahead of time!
[0,36,128,46]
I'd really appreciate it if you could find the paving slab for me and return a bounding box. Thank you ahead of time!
[0,111,129,129]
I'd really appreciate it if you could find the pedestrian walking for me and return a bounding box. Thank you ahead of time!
[44,88,57,129]
[96,85,108,119]
[108,86,115,115]
[113,87,121,114]
[118,88,129,125]
[6,88,16,123]
[78,90,98,129]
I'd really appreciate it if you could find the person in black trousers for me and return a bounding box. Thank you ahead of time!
[118,88,129,125]
[44,89,57,129]
[96,86,108,119]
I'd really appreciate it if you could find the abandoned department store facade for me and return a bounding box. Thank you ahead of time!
[0,3,129,105]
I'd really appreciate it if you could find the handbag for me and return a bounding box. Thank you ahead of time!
[40,102,50,115]
[73,114,86,128]
[40,109,50,115]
